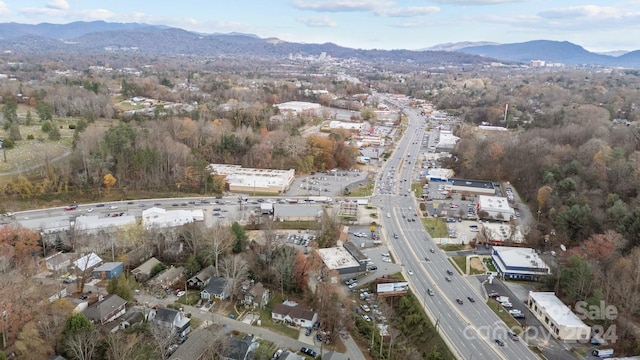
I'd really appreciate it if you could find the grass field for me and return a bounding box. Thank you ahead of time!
[423,217,448,238]
[486,299,522,334]
[451,256,467,274]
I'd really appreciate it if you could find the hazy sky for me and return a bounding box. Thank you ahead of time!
[2,0,639,52]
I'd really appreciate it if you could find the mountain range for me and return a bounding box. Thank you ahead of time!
[0,21,639,68]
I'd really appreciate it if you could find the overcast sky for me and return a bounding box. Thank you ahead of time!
[2,0,639,52]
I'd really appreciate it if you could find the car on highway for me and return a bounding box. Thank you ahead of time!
[427,288,435,296]
[108,205,118,210]
[95,203,105,207]
[86,208,94,212]
[494,339,505,347]
[456,298,463,305]
[65,205,78,211]
[467,296,476,303]
[445,277,452,282]
[386,213,391,218]
[408,269,413,275]
[446,269,454,275]
[393,233,398,239]
[430,248,435,253]
[508,331,520,341]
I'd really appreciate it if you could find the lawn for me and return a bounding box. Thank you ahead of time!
[423,217,448,238]
[411,183,424,198]
[348,181,374,197]
[451,256,466,274]
[257,308,301,339]
[439,243,466,252]
[483,257,497,272]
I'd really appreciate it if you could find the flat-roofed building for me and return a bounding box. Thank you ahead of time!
[74,215,137,234]
[273,204,322,222]
[317,247,365,275]
[425,168,454,182]
[274,101,321,116]
[142,207,203,229]
[329,120,364,131]
[492,246,550,280]
[445,178,496,196]
[527,292,591,342]
[206,164,295,195]
[477,195,514,221]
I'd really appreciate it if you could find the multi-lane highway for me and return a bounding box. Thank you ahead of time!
[372,106,539,360]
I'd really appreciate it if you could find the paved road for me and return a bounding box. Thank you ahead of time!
[371,100,541,360]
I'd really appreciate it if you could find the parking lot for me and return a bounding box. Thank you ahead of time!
[286,169,369,197]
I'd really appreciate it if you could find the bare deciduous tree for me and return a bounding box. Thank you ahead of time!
[65,328,99,360]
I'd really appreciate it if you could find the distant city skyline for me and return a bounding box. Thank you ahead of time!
[1,0,638,53]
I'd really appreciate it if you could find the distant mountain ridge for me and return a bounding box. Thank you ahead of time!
[0,21,638,68]
[457,40,640,67]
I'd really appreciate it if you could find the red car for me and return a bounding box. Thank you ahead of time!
[65,205,78,211]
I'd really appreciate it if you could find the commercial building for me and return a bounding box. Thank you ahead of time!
[527,292,591,342]
[92,262,124,280]
[142,207,204,229]
[328,120,364,131]
[274,101,321,117]
[435,130,460,149]
[444,178,496,196]
[477,195,514,221]
[206,164,295,195]
[273,204,322,222]
[74,215,137,234]
[425,168,454,182]
[317,245,366,275]
[491,246,550,281]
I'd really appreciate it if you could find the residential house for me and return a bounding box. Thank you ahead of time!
[74,252,102,272]
[82,294,127,325]
[241,281,269,309]
[150,266,184,290]
[271,303,317,328]
[220,335,258,360]
[200,276,228,300]
[152,307,191,337]
[187,265,216,289]
[132,257,162,282]
[44,252,71,272]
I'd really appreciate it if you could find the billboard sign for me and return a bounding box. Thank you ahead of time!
[376,282,409,295]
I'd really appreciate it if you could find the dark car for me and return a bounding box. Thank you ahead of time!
[488,292,500,298]
[467,296,476,303]
[445,276,452,282]
[300,347,317,357]
[446,269,454,275]
[96,203,105,207]
[456,298,463,305]
[495,339,505,347]
[305,327,312,336]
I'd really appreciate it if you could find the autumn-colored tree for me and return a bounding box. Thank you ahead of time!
[536,185,553,213]
[292,251,309,292]
[0,225,41,268]
[103,173,117,192]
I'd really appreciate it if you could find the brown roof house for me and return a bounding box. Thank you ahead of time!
[150,265,184,290]
[240,281,269,310]
[271,302,317,328]
[187,265,216,289]
[82,294,127,325]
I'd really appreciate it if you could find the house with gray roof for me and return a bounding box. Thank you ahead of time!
[82,294,127,325]
[132,257,162,282]
[201,276,228,300]
[271,303,317,328]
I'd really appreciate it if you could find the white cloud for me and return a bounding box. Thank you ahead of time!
[46,0,69,11]
[538,5,634,20]
[297,16,337,27]
[0,1,9,16]
[292,0,394,12]
[375,6,439,17]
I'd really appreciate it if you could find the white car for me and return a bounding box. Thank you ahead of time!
[176,290,186,298]
[509,309,522,315]
[386,213,391,218]
[408,269,414,275]
[501,302,513,308]
[382,257,392,263]
[348,282,358,289]
[362,314,372,322]
[360,304,371,312]
[87,208,94,213]
[108,205,118,210]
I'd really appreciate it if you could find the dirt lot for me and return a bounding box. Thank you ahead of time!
[469,257,485,272]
